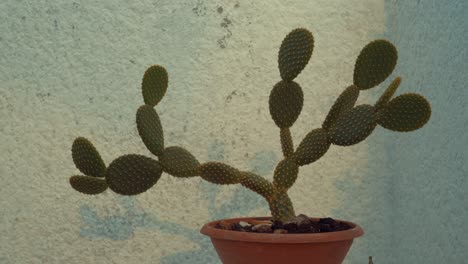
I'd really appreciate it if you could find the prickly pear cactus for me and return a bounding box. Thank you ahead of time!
[67,27,431,222]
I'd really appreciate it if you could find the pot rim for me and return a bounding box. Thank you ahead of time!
[200,216,364,243]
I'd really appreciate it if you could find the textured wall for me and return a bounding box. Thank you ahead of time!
[0,0,465,263]
[340,1,467,263]
[382,0,467,263]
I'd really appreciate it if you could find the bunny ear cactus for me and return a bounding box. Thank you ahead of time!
[67,28,431,223]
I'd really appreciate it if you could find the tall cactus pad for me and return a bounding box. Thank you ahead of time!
[71,137,106,177]
[374,77,402,112]
[280,128,294,158]
[353,40,397,90]
[328,104,376,146]
[294,128,331,166]
[106,154,163,195]
[322,85,360,130]
[159,146,200,177]
[240,172,276,201]
[269,192,296,222]
[136,105,164,156]
[376,93,431,132]
[278,28,314,81]
[69,175,108,195]
[200,162,242,184]
[273,158,299,191]
[269,81,304,128]
[142,65,168,107]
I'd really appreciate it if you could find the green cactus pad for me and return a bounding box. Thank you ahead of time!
[278,28,314,81]
[353,40,397,90]
[273,158,299,191]
[69,175,108,195]
[71,137,106,177]
[199,162,242,184]
[269,80,304,128]
[159,146,200,177]
[240,172,276,201]
[328,104,377,146]
[106,154,163,195]
[142,65,168,107]
[269,191,296,222]
[376,93,431,132]
[136,105,164,156]
[280,128,294,158]
[374,77,402,112]
[322,85,360,130]
[294,128,331,166]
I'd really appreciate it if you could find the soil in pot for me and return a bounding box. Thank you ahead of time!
[215,214,352,234]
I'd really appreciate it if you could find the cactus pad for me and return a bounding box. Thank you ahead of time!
[142,65,168,107]
[69,175,108,195]
[278,28,314,81]
[376,93,431,132]
[106,154,163,195]
[136,105,164,156]
[159,146,200,177]
[199,162,242,184]
[353,40,397,90]
[322,85,360,130]
[294,128,331,166]
[374,77,402,112]
[273,158,299,191]
[71,137,106,177]
[328,104,376,146]
[269,80,304,128]
[280,128,294,158]
[240,172,276,201]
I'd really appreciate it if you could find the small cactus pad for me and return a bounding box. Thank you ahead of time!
[240,172,276,200]
[159,146,200,177]
[142,65,168,107]
[273,158,299,191]
[278,28,314,81]
[294,128,331,166]
[269,192,296,222]
[376,93,431,132]
[199,162,242,184]
[374,77,402,112]
[71,137,106,177]
[353,40,397,90]
[136,105,164,156]
[269,81,304,128]
[106,154,163,195]
[322,85,360,130]
[328,104,376,146]
[280,128,294,158]
[69,175,108,195]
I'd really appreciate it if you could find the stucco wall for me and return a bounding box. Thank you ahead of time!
[1,0,465,263]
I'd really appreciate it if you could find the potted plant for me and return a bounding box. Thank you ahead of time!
[67,28,431,263]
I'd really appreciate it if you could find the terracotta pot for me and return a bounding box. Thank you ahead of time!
[200,216,364,264]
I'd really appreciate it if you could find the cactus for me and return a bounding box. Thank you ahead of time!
[71,137,106,178]
[142,65,168,107]
[70,175,108,195]
[67,28,431,222]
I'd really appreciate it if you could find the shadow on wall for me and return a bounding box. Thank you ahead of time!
[79,140,278,264]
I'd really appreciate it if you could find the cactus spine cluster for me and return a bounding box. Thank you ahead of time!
[68,28,431,222]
